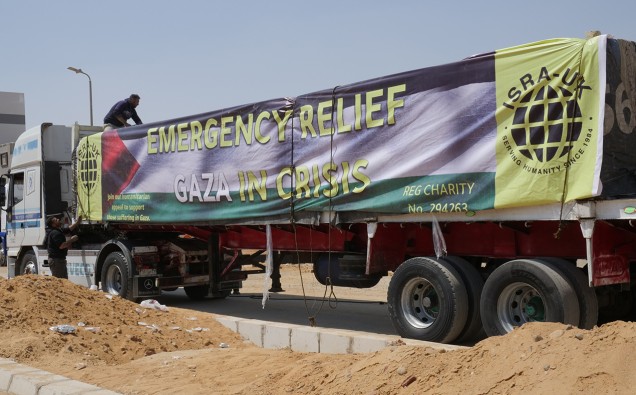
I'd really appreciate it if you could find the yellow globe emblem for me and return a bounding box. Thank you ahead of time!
[509,84,583,163]
[77,142,100,197]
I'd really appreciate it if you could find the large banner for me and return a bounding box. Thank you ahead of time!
[77,36,607,224]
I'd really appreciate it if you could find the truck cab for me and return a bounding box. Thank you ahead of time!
[2,123,102,278]
[1,122,240,301]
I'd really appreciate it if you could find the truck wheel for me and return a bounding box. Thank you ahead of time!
[440,256,485,343]
[388,257,468,344]
[598,290,633,323]
[536,258,599,329]
[210,290,231,299]
[184,285,209,300]
[101,252,134,300]
[19,252,38,275]
[480,259,580,337]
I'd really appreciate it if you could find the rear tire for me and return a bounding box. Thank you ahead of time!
[388,257,468,344]
[440,256,485,343]
[480,259,580,337]
[184,285,209,300]
[210,290,231,299]
[598,290,633,323]
[101,252,134,300]
[536,258,598,329]
[19,252,38,275]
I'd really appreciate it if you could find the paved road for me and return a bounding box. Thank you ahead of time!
[159,288,396,335]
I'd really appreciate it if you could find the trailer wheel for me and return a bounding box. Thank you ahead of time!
[19,252,38,275]
[388,257,468,344]
[536,258,599,329]
[211,290,231,299]
[184,285,209,300]
[480,259,580,337]
[440,256,485,343]
[102,252,134,300]
[598,290,633,324]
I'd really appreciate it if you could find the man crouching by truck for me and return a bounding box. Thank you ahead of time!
[46,215,81,279]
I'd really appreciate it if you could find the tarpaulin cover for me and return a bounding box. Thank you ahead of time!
[76,35,614,224]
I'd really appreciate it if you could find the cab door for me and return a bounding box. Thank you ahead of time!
[6,171,25,248]
[21,167,42,246]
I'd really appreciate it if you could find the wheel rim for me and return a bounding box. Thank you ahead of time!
[497,282,546,332]
[103,264,123,295]
[23,260,37,274]
[400,277,439,329]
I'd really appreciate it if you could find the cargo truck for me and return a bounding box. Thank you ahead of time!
[3,34,636,344]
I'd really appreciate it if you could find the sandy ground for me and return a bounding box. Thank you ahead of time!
[2,265,636,394]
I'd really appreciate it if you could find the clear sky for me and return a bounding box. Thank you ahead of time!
[2,1,635,129]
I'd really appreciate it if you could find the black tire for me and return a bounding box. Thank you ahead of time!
[19,252,38,275]
[101,252,134,300]
[480,259,580,337]
[598,290,633,323]
[440,256,485,343]
[210,290,231,299]
[388,257,468,344]
[184,285,210,300]
[537,258,599,329]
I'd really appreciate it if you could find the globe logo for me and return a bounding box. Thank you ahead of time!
[509,84,583,163]
[77,142,100,196]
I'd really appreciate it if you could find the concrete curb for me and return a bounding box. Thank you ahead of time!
[215,315,466,353]
[0,358,121,395]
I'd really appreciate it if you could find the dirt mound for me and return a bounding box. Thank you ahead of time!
[0,275,246,366]
[1,275,636,394]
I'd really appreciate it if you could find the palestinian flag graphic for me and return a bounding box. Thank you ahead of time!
[101,130,141,211]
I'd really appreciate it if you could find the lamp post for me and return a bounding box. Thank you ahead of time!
[67,67,93,126]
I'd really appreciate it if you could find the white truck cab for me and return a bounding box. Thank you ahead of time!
[1,123,102,279]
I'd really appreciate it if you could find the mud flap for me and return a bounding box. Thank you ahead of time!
[134,276,161,298]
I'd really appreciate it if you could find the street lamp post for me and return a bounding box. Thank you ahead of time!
[67,67,93,126]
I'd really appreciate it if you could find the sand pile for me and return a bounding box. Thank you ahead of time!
[1,275,635,394]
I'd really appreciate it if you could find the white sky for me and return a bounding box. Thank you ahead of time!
[2,0,634,129]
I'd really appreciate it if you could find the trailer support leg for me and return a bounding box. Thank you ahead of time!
[269,252,285,292]
[366,222,378,271]
[579,219,595,287]
[208,232,221,295]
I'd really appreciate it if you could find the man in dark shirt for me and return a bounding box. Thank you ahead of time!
[46,215,81,279]
[103,94,143,131]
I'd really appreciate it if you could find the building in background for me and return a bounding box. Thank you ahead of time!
[0,91,20,263]
[0,91,25,145]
